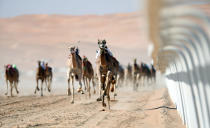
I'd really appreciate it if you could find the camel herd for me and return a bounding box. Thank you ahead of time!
[3,39,156,109]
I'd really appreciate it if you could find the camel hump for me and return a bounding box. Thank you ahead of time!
[47,66,52,72]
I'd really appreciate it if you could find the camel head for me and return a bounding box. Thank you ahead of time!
[82,56,87,67]
[37,60,41,66]
[68,46,76,54]
[45,62,48,67]
[83,56,88,61]
[98,39,107,50]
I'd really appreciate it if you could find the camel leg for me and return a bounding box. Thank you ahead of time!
[104,71,112,109]
[87,78,91,98]
[78,78,84,94]
[106,81,111,110]
[136,74,139,89]
[14,82,19,94]
[113,83,117,100]
[102,89,106,107]
[34,79,39,94]
[10,81,13,97]
[71,76,74,104]
[83,76,87,91]
[48,77,52,92]
[34,80,37,94]
[133,74,137,91]
[44,79,48,91]
[107,91,111,110]
[67,77,71,96]
[46,78,51,92]
[97,77,102,101]
[41,80,43,96]
[5,80,8,95]
[92,79,96,94]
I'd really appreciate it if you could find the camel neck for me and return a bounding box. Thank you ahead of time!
[100,52,107,66]
[71,53,77,68]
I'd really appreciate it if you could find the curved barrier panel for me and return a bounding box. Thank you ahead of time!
[147,1,210,128]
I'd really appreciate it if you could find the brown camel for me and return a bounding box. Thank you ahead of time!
[34,61,47,96]
[67,46,83,103]
[82,56,96,98]
[45,63,53,92]
[132,59,140,90]
[96,39,119,109]
[4,64,19,97]
[150,64,156,82]
[125,63,132,85]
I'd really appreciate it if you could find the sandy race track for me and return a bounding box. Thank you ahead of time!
[0,85,185,128]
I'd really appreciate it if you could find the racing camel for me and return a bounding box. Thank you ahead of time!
[132,59,140,90]
[5,64,19,97]
[67,46,84,103]
[45,62,53,92]
[96,39,119,109]
[82,56,96,98]
[34,61,46,96]
[125,63,132,85]
[34,61,52,96]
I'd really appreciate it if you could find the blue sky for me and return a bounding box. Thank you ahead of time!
[0,0,142,18]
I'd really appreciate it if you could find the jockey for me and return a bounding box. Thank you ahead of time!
[75,46,79,55]
[41,61,46,70]
[96,40,113,59]
[12,64,17,69]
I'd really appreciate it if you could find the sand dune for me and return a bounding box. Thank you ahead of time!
[0,12,151,69]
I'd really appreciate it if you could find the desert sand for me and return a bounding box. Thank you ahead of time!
[0,85,185,128]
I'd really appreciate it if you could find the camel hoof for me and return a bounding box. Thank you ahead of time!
[102,103,106,107]
[77,88,83,93]
[97,97,102,101]
[101,108,105,111]
[71,101,74,104]
[17,91,19,94]
[41,94,43,97]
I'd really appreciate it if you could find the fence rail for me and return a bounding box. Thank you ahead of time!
[147,1,210,128]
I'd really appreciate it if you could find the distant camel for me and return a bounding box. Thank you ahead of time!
[139,62,152,85]
[132,59,140,90]
[148,64,156,83]
[82,56,96,98]
[35,61,47,96]
[45,63,53,92]
[117,64,125,87]
[96,39,119,109]
[67,46,84,103]
[125,63,132,85]
[5,64,19,97]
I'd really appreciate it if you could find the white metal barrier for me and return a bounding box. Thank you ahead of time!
[147,1,210,128]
